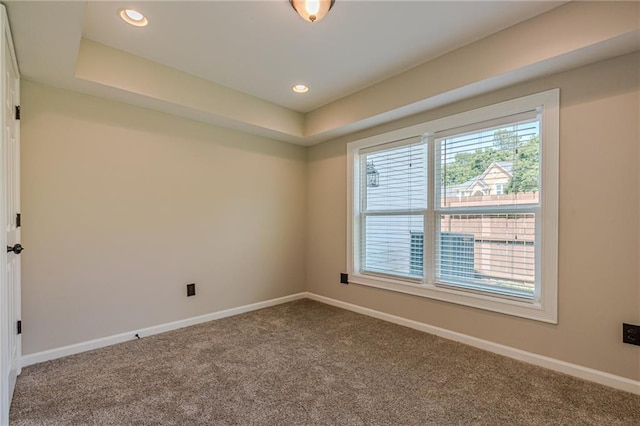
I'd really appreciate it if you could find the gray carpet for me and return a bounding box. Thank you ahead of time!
[10,299,640,425]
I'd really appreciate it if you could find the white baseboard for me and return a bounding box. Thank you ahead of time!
[21,292,307,367]
[21,291,640,396]
[305,292,640,396]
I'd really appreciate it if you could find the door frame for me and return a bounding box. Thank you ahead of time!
[0,4,20,424]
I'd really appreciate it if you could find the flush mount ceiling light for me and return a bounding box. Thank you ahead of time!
[292,84,310,94]
[290,0,335,23]
[118,8,148,27]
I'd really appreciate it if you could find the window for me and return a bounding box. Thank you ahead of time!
[347,90,559,323]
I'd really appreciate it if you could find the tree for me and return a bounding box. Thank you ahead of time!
[506,135,539,193]
[444,129,539,194]
[444,147,511,186]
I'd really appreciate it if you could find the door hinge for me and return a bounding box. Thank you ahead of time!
[16,213,20,227]
[17,320,21,335]
[15,105,20,120]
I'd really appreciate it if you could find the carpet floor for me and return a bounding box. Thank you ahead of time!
[10,299,640,425]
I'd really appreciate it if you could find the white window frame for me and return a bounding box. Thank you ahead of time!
[347,89,559,323]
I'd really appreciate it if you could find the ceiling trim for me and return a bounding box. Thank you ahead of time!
[75,39,305,141]
[22,1,639,147]
[305,1,640,140]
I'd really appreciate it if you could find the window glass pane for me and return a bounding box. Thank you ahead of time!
[363,141,426,211]
[437,213,535,298]
[439,120,539,208]
[349,90,558,322]
[363,215,424,278]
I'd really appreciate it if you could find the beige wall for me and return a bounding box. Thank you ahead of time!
[21,81,307,354]
[20,53,640,382]
[307,52,640,381]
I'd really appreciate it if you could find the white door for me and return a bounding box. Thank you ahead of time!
[0,5,20,423]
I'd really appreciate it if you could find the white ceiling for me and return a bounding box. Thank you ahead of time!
[9,1,563,113]
[4,1,638,145]
[80,1,564,112]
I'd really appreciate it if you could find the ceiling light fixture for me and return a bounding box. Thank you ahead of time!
[290,0,335,23]
[118,8,148,27]
[292,84,310,94]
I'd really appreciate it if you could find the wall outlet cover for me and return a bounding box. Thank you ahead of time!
[186,283,196,297]
[622,323,640,346]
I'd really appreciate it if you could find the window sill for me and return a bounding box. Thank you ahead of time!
[348,273,557,324]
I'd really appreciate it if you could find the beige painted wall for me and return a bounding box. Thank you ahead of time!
[19,53,640,382]
[307,52,640,381]
[21,81,307,354]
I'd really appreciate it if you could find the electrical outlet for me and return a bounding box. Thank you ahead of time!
[622,323,640,346]
[340,273,349,285]
[186,283,196,297]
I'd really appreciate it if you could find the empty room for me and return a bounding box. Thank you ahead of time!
[0,0,639,424]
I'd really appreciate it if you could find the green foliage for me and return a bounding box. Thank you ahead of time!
[444,147,511,186]
[444,129,539,194]
[506,135,539,193]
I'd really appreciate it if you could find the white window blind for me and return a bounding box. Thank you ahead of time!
[347,89,559,323]
[437,213,536,298]
[435,115,540,299]
[360,137,426,278]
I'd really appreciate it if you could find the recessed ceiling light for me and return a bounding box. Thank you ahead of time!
[119,8,148,27]
[292,84,309,94]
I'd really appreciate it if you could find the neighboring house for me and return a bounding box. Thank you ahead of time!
[446,161,513,199]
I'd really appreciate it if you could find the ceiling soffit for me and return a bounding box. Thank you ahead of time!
[10,1,640,146]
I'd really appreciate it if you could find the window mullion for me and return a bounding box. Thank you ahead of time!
[435,205,539,215]
[347,89,558,324]
[425,136,436,285]
[363,210,427,216]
